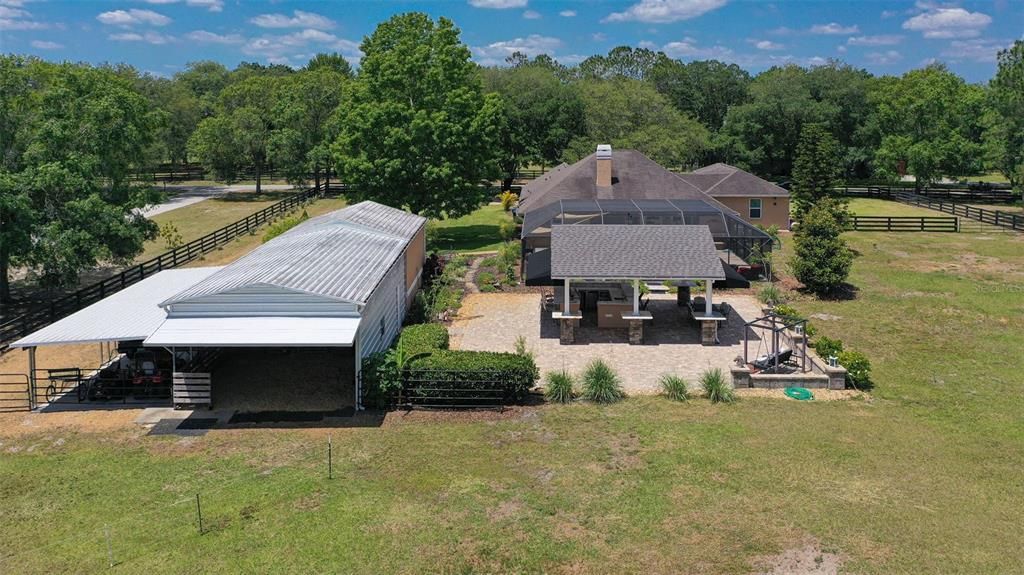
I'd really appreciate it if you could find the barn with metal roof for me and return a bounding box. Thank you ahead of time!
[11,201,427,413]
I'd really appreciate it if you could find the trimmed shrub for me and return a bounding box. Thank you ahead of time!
[772,304,803,320]
[838,350,872,389]
[659,374,689,402]
[406,350,539,402]
[479,256,499,268]
[499,190,518,211]
[700,368,735,404]
[813,336,844,360]
[361,350,401,409]
[545,371,575,404]
[790,201,853,296]
[499,219,518,241]
[400,323,449,357]
[581,359,625,404]
[262,210,310,242]
[498,241,519,268]
[758,284,784,306]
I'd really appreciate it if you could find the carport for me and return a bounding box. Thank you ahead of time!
[143,316,361,411]
[9,267,223,408]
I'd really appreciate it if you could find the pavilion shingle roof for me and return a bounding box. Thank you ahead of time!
[550,225,725,280]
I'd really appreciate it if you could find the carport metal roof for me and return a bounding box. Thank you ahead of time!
[11,267,223,348]
[143,316,360,347]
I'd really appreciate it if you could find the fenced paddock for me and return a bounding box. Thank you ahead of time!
[841,184,1017,204]
[848,215,959,232]
[894,192,1024,233]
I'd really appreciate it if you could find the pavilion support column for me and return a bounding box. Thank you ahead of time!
[559,319,576,345]
[705,281,713,317]
[633,279,640,315]
[700,321,718,346]
[564,278,571,315]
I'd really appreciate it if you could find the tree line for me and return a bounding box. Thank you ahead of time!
[1,11,1022,301]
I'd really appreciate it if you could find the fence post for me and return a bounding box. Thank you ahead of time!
[195,493,203,534]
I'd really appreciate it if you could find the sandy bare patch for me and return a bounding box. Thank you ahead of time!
[0,409,143,438]
[735,388,864,401]
[752,540,843,575]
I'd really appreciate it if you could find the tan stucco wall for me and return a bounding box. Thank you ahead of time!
[713,196,791,229]
[405,226,426,302]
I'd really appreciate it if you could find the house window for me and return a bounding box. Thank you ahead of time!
[749,198,763,219]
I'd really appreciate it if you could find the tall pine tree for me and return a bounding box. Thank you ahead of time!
[791,123,844,221]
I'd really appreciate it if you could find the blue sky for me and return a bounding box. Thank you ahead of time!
[1,1,1020,82]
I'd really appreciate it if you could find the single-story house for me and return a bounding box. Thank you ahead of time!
[677,163,791,229]
[518,146,776,346]
[12,201,426,411]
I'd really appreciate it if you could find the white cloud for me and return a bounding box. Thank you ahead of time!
[109,31,175,44]
[752,39,784,51]
[185,30,243,44]
[0,3,48,30]
[0,5,26,17]
[661,37,734,59]
[559,10,576,17]
[472,34,563,65]
[881,10,897,19]
[186,0,223,12]
[523,9,541,19]
[468,0,528,8]
[96,9,171,27]
[242,29,361,65]
[865,50,902,65]
[592,32,607,42]
[30,39,62,49]
[902,7,991,39]
[140,0,224,11]
[809,22,859,35]
[940,39,1011,63]
[837,45,847,53]
[249,10,335,30]
[847,35,904,46]
[604,0,726,24]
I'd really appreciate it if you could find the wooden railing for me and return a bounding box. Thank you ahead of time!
[893,192,1024,233]
[848,215,959,232]
[0,182,346,354]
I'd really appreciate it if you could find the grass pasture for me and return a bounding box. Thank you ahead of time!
[428,203,513,253]
[2,204,1024,573]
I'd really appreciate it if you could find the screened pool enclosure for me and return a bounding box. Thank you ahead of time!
[520,198,774,286]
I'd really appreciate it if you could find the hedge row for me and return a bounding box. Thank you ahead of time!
[399,323,450,358]
[405,350,539,404]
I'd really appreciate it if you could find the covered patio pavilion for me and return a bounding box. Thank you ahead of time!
[549,224,727,345]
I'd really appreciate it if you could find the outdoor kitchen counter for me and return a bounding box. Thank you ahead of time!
[596,285,631,328]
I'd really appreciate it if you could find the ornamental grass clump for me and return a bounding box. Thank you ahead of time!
[700,367,735,404]
[581,359,625,404]
[545,370,576,404]
[659,374,689,402]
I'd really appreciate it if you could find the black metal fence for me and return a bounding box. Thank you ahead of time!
[0,182,345,354]
[0,373,29,412]
[29,367,173,409]
[397,368,532,409]
[849,215,959,232]
[893,192,1024,233]
[842,185,1018,204]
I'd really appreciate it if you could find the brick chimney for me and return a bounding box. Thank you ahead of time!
[596,144,612,187]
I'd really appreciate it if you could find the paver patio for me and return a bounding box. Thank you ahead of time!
[449,291,765,393]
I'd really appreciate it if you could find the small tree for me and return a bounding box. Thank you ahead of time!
[791,123,845,221]
[790,200,853,297]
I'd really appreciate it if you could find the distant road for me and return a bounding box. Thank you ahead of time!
[138,184,298,218]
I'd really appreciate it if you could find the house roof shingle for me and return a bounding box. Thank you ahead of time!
[550,224,726,280]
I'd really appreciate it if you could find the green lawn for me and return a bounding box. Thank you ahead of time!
[429,203,513,253]
[2,218,1024,573]
[847,197,947,217]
